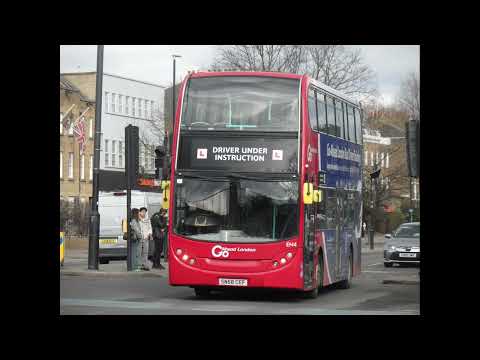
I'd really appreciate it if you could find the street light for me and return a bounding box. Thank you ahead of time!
[172,54,182,144]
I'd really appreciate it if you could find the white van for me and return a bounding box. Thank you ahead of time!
[98,190,163,264]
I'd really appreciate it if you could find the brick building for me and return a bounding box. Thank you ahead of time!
[60,76,95,203]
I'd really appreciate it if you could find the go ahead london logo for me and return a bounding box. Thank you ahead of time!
[211,245,256,258]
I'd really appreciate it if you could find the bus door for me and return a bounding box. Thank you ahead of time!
[303,200,316,289]
[335,188,346,280]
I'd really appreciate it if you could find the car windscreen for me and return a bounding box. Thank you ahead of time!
[394,224,420,238]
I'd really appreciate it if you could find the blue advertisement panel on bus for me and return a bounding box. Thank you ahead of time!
[318,133,362,281]
[318,133,362,190]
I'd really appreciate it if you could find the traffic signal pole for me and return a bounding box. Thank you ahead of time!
[88,45,104,270]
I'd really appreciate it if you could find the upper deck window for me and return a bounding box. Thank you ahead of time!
[181,76,300,132]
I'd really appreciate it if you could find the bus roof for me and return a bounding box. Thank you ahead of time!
[188,71,360,107]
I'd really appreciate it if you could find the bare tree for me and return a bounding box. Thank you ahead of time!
[306,45,377,97]
[398,72,420,120]
[212,45,377,97]
[137,107,165,176]
[212,45,308,73]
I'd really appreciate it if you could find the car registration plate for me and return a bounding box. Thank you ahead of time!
[100,238,118,245]
[219,278,248,287]
[399,253,416,258]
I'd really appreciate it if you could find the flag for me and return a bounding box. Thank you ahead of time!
[72,107,91,155]
[73,117,86,154]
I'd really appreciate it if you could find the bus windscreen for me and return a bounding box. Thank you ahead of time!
[180,77,300,132]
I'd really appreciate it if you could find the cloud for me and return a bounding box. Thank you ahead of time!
[60,45,419,101]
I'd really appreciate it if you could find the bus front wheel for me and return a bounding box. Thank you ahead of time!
[304,254,324,299]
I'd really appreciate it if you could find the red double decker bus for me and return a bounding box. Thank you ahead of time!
[167,71,363,298]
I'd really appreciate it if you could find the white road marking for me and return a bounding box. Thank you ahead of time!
[367,262,383,267]
[362,270,390,273]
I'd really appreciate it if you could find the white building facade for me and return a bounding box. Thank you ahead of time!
[100,73,165,175]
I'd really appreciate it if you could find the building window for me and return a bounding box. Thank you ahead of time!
[119,141,123,168]
[376,152,379,166]
[125,96,130,115]
[105,139,109,167]
[132,97,136,117]
[386,177,389,190]
[68,152,74,179]
[150,145,155,170]
[112,93,116,113]
[89,155,93,180]
[60,112,63,134]
[151,101,155,118]
[364,151,368,166]
[119,95,123,113]
[112,140,116,167]
[381,152,385,168]
[60,151,63,178]
[139,98,143,118]
[68,116,74,136]
[80,154,85,180]
[370,152,374,166]
[105,91,110,112]
[386,153,390,169]
[89,118,93,139]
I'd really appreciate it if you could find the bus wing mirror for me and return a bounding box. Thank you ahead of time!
[313,190,322,203]
[303,183,313,204]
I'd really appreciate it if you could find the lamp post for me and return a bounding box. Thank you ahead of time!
[88,45,104,270]
[172,54,182,142]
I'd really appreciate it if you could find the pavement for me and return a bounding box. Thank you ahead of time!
[61,249,166,278]
[61,232,418,286]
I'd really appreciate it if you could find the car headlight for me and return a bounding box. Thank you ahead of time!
[388,245,396,251]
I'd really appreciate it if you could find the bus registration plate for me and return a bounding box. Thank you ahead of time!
[219,278,248,287]
[399,253,416,258]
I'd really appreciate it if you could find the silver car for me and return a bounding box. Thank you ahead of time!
[384,222,420,267]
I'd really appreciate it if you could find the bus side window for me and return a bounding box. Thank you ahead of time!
[326,96,336,136]
[347,105,356,143]
[326,189,337,229]
[308,88,318,131]
[335,99,345,139]
[354,108,362,145]
[316,189,327,229]
[316,92,327,133]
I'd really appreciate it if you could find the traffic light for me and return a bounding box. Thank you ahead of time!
[125,125,139,188]
[406,119,420,178]
[370,167,381,179]
[154,145,166,180]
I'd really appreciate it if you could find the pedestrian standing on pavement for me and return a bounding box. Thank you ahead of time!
[139,207,153,271]
[130,208,143,271]
[362,221,366,238]
[151,208,167,269]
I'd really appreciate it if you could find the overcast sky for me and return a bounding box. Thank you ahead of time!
[60,45,419,105]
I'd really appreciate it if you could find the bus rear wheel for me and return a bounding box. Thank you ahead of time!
[194,287,211,298]
[337,252,352,289]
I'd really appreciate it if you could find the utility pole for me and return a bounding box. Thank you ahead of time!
[125,125,139,271]
[88,45,104,270]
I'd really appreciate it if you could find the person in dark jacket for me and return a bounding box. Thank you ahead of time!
[151,208,167,269]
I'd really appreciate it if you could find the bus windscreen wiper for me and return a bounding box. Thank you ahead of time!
[177,173,228,182]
